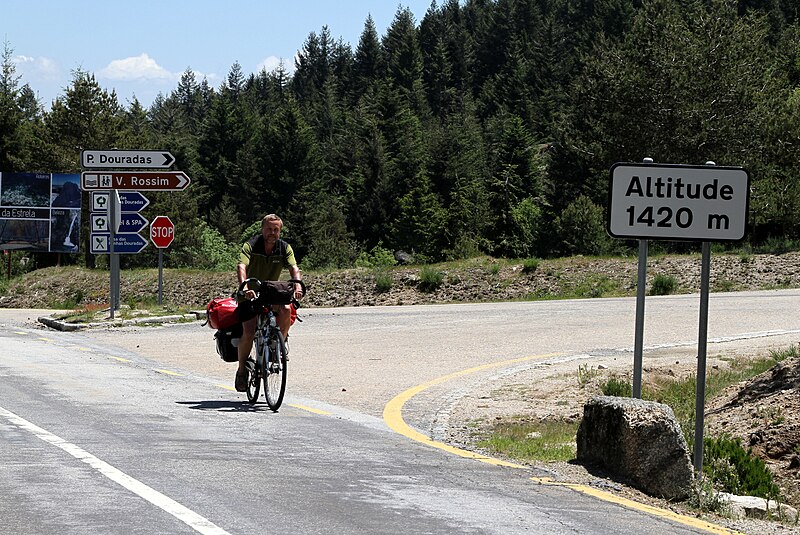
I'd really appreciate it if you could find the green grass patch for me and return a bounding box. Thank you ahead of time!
[643,345,798,429]
[568,274,621,298]
[477,419,578,462]
[601,376,632,397]
[373,270,393,293]
[418,266,444,292]
[650,273,677,295]
[522,257,540,273]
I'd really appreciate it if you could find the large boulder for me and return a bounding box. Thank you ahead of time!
[577,396,693,500]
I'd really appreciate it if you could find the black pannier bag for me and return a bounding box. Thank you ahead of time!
[214,322,243,363]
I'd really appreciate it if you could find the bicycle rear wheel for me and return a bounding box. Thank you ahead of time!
[246,344,261,405]
[264,331,287,411]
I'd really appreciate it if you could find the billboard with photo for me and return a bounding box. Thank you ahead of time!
[0,172,82,252]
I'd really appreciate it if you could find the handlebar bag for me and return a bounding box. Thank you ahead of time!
[257,281,294,305]
[206,296,239,330]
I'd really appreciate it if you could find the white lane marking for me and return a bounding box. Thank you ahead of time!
[0,406,231,535]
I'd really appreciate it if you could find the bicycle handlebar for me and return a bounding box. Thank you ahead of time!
[236,278,306,308]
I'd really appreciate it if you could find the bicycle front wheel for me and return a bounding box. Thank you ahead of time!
[264,331,287,411]
[246,344,261,405]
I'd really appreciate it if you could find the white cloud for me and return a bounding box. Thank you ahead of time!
[256,55,295,74]
[12,55,60,81]
[98,53,175,81]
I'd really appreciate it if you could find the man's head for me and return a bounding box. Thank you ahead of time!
[261,214,283,246]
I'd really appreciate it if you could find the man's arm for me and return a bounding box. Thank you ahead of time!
[289,265,303,300]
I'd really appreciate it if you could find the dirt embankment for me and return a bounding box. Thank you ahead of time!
[2,252,800,310]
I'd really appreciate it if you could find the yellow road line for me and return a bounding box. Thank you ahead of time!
[382,353,739,535]
[13,331,26,335]
[154,369,182,376]
[383,353,560,469]
[288,403,332,416]
[216,384,236,391]
[533,477,741,534]
[109,356,131,363]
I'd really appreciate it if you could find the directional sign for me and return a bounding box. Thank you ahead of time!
[91,213,149,233]
[90,233,148,254]
[81,171,191,191]
[607,163,750,242]
[117,213,149,233]
[92,191,151,212]
[150,216,175,248]
[119,191,150,212]
[82,150,175,169]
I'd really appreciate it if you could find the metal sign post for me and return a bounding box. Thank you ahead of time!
[631,158,653,399]
[109,191,119,318]
[150,216,175,306]
[694,241,712,473]
[632,238,647,398]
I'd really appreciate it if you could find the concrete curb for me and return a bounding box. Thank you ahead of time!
[38,312,204,331]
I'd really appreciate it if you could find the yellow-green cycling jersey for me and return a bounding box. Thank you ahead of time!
[239,235,297,281]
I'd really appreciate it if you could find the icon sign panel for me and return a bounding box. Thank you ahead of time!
[91,213,149,233]
[92,191,150,212]
[90,233,148,254]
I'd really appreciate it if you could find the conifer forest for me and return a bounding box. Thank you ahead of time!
[1,0,799,270]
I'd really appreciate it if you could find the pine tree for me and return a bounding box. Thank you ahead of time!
[0,40,25,171]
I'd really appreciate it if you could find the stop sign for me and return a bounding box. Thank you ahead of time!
[150,216,175,249]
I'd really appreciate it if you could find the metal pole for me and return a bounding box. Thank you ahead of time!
[157,249,163,306]
[633,239,647,398]
[109,191,116,319]
[693,241,712,474]
[632,157,654,399]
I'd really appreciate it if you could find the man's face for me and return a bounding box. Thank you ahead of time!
[262,220,282,246]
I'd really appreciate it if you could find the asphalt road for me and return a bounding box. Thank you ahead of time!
[1,289,799,534]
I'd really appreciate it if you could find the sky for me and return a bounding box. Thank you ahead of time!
[2,1,435,109]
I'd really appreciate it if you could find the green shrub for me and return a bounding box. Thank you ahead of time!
[184,222,239,271]
[522,258,540,273]
[650,273,677,295]
[602,377,632,397]
[374,270,393,293]
[556,196,616,256]
[356,245,397,269]
[418,266,443,292]
[703,436,780,500]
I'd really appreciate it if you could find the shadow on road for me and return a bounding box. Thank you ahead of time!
[176,400,274,412]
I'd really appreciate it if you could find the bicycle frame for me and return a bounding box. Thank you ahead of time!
[254,308,281,374]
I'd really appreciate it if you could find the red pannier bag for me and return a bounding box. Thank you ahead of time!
[206,296,239,330]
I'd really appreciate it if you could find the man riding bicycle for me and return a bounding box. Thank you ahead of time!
[235,214,303,392]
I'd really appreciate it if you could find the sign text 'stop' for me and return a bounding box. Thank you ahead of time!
[82,150,175,169]
[607,163,750,242]
[150,215,175,249]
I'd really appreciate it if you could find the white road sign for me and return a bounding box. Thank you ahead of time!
[82,150,175,169]
[607,163,750,242]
